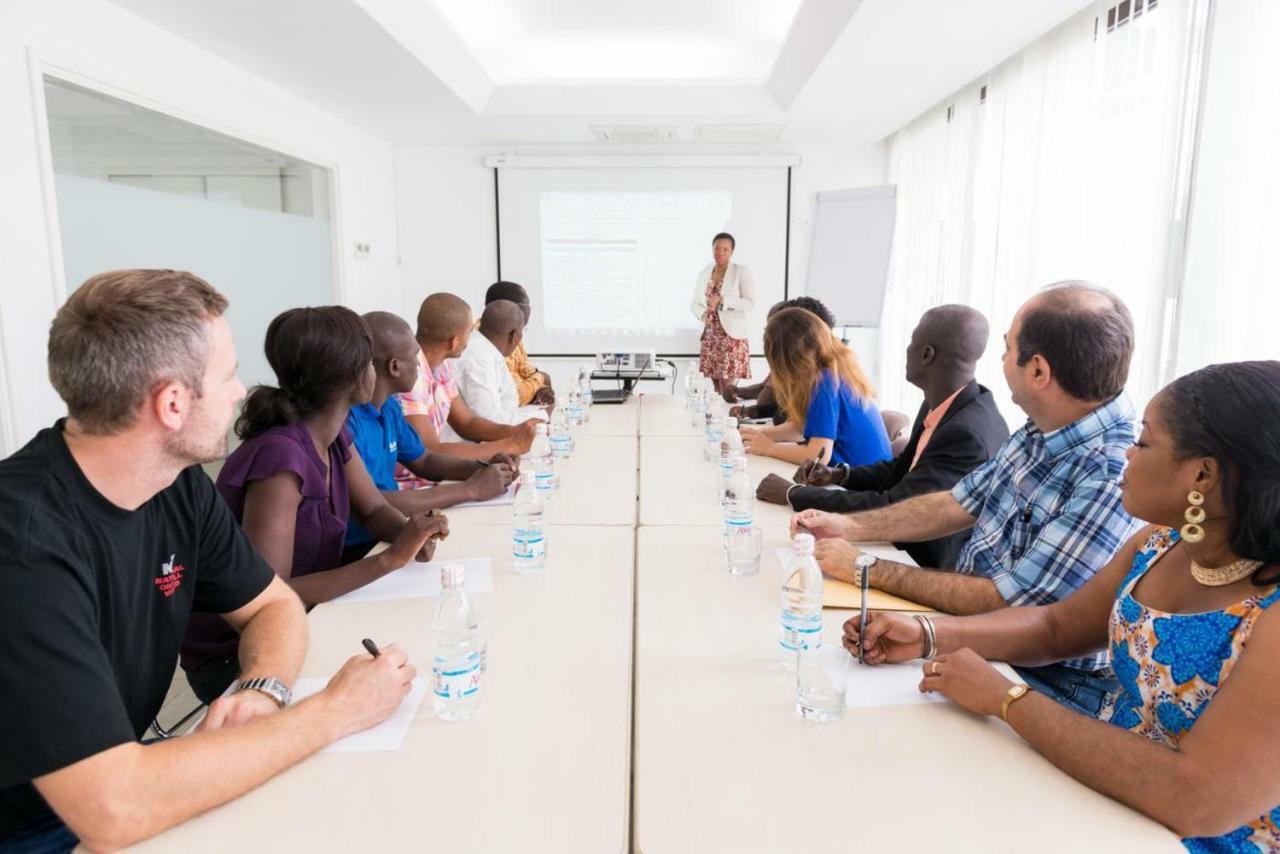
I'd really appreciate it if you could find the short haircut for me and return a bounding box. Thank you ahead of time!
[362,310,416,360]
[712,232,735,249]
[1016,281,1134,402]
[485,280,529,306]
[782,296,837,329]
[919,304,989,365]
[48,269,228,435]
[416,292,473,343]
[479,299,525,337]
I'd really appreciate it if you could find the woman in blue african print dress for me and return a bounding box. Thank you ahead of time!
[843,361,1280,851]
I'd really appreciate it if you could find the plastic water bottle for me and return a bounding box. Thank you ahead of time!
[703,403,724,461]
[723,456,753,537]
[565,386,585,426]
[529,423,555,496]
[577,364,594,416]
[780,533,824,670]
[691,377,708,427]
[512,470,546,573]
[549,408,573,458]
[719,417,744,502]
[431,562,484,721]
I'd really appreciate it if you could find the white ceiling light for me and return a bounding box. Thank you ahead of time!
[429,0,804,83]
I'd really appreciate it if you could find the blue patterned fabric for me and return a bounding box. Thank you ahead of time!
[1100,528,1280,851]
[952,394,1138,672]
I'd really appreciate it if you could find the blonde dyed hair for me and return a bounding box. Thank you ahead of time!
[763,307,874,428]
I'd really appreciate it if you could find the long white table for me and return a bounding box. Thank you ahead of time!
[632,525,1179,852]
[138,524,635,853]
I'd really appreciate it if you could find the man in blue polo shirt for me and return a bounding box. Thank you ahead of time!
[344,311,516,561]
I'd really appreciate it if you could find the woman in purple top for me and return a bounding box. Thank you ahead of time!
[181,307,450,703]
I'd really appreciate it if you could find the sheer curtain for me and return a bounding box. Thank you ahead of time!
[1174,0,1280,375]
[880,0,1210,425]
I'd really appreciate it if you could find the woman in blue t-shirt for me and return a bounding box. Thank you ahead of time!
[740,306,891,468]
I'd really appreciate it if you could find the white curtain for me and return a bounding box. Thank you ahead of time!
[880,0,1210,425]
[1174,0,1280,375]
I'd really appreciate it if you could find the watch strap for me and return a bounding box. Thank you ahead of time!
[232,676,293,708]
[1000,684,1030,722]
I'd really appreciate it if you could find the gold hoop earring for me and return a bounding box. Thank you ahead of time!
[1181,490,1206,543]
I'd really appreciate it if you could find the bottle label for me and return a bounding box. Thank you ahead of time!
[432,651,481,700]
[779,609,822,653]
[535,471,555,493]
[513,527,546,559]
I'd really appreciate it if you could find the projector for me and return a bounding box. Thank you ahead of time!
[596,351,658,373]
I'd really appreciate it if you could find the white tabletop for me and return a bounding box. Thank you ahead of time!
[637,393,705,437]
[631,525,1179,853]
[446,434,638,527]
[137,525,634,854]
[639,433,796,528]
[572,396,640,437]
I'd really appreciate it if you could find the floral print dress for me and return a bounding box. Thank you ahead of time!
[1100,527,1280,852]
[698,270,750,382]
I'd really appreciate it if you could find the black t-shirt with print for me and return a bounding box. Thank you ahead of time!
[0,421,275,840]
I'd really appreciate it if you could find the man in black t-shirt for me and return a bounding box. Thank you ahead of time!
[0,271,417,851]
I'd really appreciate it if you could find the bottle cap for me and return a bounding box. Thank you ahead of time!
[793,532,815,554]
[440,562,465,589]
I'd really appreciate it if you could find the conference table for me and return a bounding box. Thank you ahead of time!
[139,394,1179,852]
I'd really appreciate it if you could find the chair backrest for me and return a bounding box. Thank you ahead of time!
[880,410,912,457]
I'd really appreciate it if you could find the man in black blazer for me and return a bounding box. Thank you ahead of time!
[755,305,1009,569]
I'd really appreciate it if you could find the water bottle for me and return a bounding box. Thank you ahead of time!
[704,408,725,462]
[723,456,753,537]
[690,377,708,427]
[431,562,484,721]
[566,385,585,426]
[529,423,555,496]
[577,364,594,416]
[780,533,824,670]
[719,417,744,502]
[549,408,573,458]
[512,470,546,573]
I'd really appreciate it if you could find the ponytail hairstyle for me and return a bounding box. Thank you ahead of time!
[235,306,373,440]
[764,306,874,429]
[1160,361,1280,586]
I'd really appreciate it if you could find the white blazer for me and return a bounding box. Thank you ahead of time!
[691,262,756,341]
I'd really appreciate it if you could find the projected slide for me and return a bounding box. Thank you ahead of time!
[540,190,732,335]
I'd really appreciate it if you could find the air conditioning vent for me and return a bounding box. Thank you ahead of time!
[694,124,785,144]
[590,125,677,144]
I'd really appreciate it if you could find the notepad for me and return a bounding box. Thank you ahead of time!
[332,557,493,604]
[291,677,428,752]
[774,547,931,612]
[453,483,518,509]
[844,661,1022,709]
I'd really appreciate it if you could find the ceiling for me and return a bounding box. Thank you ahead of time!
[105,0,1096,145]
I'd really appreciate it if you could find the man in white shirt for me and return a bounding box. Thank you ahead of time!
[444,300,545,441]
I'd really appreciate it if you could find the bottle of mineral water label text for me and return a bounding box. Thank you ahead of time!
[780,533,824,670]
[529,423,555,496]
[432,562,484,721]
[512,471,546,573]
[549,408,572,458]
[565,386,585,425]
[723,456,753,536]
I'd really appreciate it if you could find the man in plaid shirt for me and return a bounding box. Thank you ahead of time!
[792,282,1137,715]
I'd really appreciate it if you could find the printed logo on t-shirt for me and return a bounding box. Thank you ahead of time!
[389,439,398,454]
[154,553,185,597]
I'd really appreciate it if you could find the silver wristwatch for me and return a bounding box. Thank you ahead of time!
[854,553,879,586]
[231,676,293,708]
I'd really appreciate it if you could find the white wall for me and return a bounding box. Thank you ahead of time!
[393,140,890,392]
[0,0,402,455]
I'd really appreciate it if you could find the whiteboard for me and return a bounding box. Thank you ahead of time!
[805,185,896,327]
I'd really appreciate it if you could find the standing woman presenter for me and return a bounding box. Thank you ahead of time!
[692,232,756,393]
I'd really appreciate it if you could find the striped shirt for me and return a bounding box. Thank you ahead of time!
[951,394,1138,673]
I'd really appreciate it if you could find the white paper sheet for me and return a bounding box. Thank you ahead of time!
[290,677,428,753]
[844,661,946,709]
[774,543,911,573]
[331,557,493,604]
[453,483,518,509]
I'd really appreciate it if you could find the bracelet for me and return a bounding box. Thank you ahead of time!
[785,483,801,507]
[838,464,852,487]
[913,614,938,661]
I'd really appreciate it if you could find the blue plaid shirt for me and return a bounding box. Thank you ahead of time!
[951,394,1138,673]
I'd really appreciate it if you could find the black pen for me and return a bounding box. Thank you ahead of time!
[362,638,381,658]
[475,459,490,468]
[858,563,870,664]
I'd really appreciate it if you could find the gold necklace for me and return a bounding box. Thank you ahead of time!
[1190,557,1264,587]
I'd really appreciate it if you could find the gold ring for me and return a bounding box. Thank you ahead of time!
[930,662,940,676]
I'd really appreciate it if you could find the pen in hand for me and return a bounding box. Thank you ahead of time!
[362,638,381,658]
[858,565,870,665]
